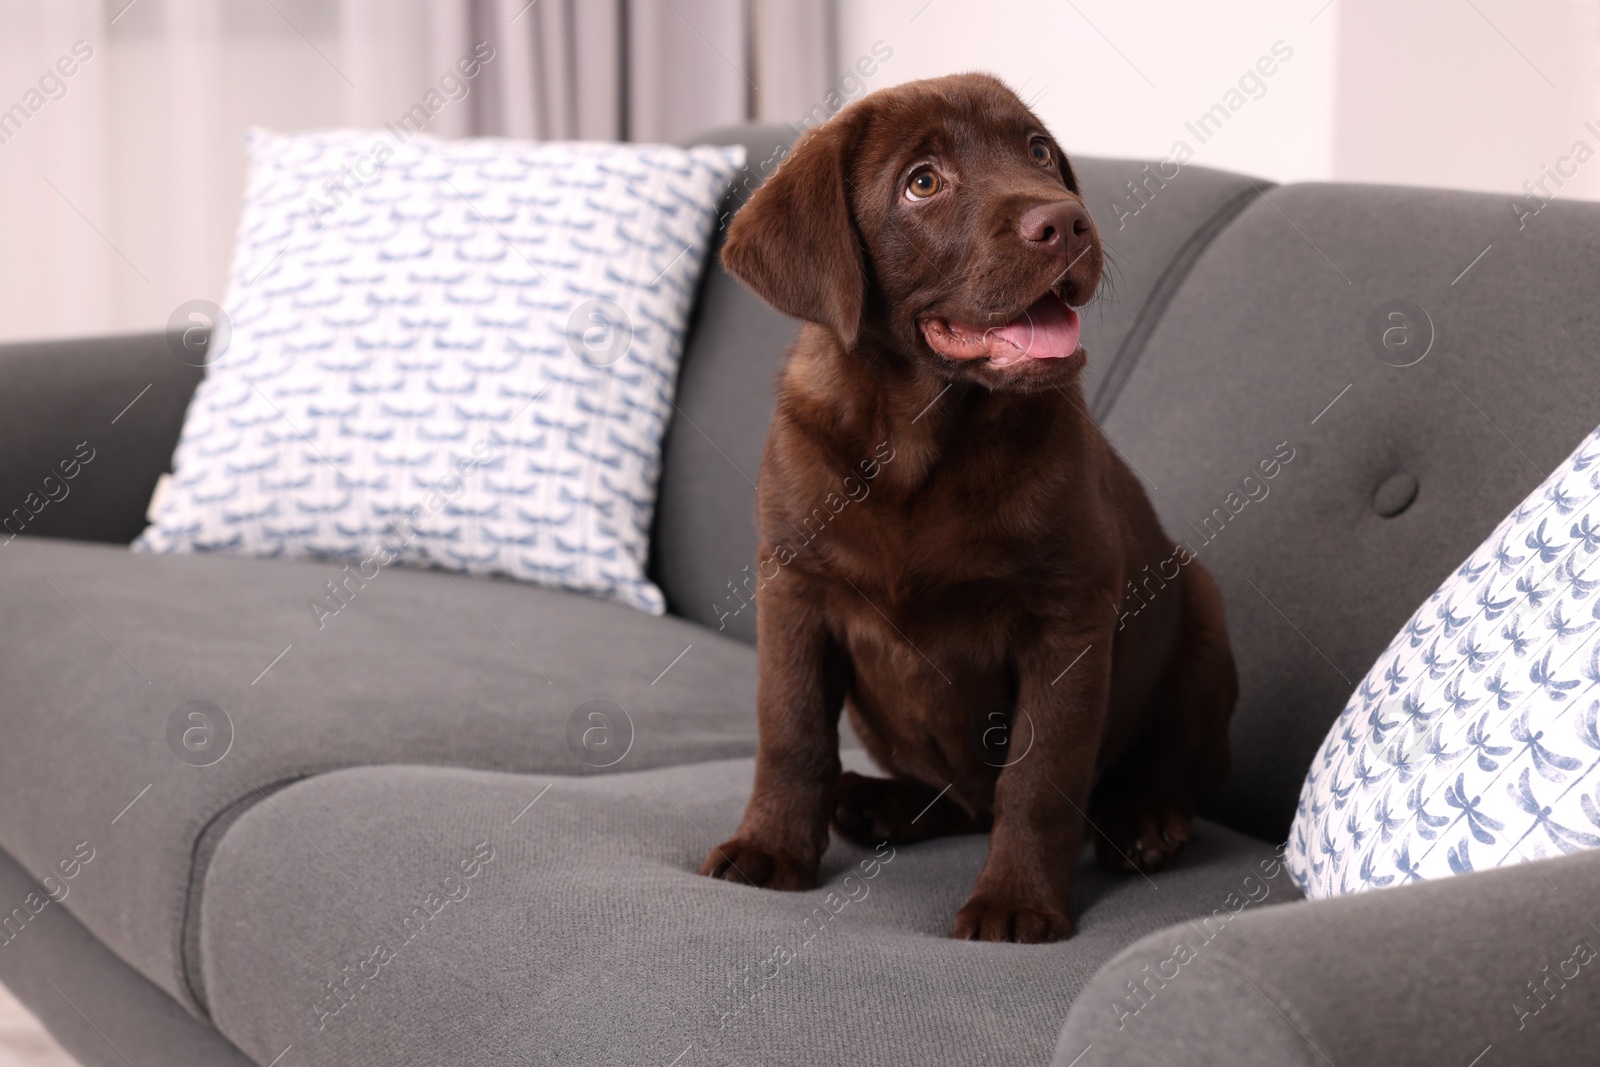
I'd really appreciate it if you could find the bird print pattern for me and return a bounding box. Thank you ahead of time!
[1289,425,1600,897]
[137,130,744,613]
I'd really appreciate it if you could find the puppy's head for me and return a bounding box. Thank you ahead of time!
[722,73,1102,392]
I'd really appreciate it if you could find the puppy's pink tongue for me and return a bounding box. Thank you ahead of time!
[922,293,1083,366]
[985,294,1081,366]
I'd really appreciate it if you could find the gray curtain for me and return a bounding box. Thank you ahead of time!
[457,0,834,143]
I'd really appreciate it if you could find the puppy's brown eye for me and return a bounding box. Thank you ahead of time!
[906,168,942,200]
[1030,140,1052,166]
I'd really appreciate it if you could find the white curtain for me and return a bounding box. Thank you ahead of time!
[0,0,832,346]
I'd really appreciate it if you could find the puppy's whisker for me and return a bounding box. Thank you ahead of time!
[1086,258,1123,317]
[934,259,986,288]
[1101,241,1132,265]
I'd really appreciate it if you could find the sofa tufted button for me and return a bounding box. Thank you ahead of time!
[1374,472,1419,517]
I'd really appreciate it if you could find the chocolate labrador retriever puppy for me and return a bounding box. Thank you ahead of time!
[699,73,1237,943]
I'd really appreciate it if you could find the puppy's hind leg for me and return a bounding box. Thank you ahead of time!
[832,771,991,846]
[1091,560,1237,873]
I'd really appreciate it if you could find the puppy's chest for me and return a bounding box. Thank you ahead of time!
[819,499,1045,666]
[810,479,1057,594]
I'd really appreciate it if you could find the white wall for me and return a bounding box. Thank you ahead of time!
[837,0,1600,198]
[0,0,440,347]
[3,1,1597,346]
[1334,0,1600,200]
[836,0,1339,182]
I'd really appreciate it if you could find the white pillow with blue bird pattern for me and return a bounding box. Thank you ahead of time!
[138,130,744,614]
[1288,424,1600,898]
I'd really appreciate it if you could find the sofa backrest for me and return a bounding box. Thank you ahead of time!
[656,127,1600,843]
[1099,181,1600,839]
[0,332,201,546]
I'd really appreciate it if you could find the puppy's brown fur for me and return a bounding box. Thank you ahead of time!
[699,74,1237,943]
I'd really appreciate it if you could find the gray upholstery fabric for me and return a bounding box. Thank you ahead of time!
[653,127,1266,640]
[1102,184,1600,840]
[653,125,798,644]
[0,846,253,1067]
[0,332,201,546]
[1071,160,1263,418]
[1055,845,1600,1066]
[197,756,1293,1067]
[0,536,759,1016]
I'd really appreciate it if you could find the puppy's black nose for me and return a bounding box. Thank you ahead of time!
[1018,200,1090,259]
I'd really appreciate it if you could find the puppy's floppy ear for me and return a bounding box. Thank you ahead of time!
[721,120,865,350]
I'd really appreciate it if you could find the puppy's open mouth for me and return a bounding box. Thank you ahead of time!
[919,290,1081,369]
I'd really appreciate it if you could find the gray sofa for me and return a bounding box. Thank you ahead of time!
[3,124,1598,1066]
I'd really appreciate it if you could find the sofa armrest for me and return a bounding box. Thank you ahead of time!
[1055,848,1600,1066]
[0,332,201,546]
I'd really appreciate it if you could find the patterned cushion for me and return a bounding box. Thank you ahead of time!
[137,130,745,614]
[1289,425,1600,898]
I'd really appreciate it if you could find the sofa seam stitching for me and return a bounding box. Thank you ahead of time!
[178,773,314,1020]
[1091,180,1272,419]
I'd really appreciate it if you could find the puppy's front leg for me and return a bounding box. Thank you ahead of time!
[953,631,1112,943]
[701,579,847,890]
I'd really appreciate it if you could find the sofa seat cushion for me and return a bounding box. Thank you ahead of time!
[0,536,759,1016]
[197,757,1298,1067]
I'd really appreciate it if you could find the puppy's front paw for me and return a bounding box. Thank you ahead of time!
[699,838,817,890]
[952,893,1073,944]
[832,771,983,845]
[1092,798,1191,874]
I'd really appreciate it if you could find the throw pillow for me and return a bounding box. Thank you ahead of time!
[137,129,745,615]
[1289,424,1600,897]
